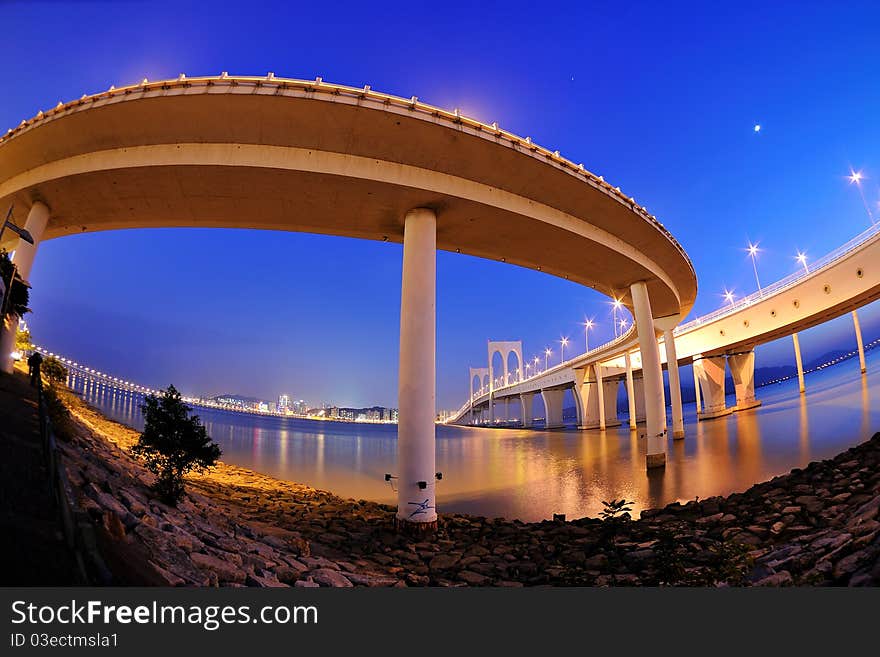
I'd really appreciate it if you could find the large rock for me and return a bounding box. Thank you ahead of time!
[310,568,353,587]
[191,552,246,584]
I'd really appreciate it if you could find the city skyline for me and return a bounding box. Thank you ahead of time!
[4,1,880,408]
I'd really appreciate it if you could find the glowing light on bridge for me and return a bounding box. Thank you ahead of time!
[582,318,594,353]
[559,337,569,364]
[724,289,735,305]
[746,241,762,294]
[848,168,875,225]
[544,347,552,370]
[796,251,809,273]
[611,298,623,336]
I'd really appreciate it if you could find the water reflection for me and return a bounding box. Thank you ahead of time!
[68,349,880,522]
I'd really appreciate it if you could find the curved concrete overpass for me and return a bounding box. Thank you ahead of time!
[0,74,697,528]
[0,74,695,319]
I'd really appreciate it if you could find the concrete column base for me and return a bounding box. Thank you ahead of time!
[734,399,762,412]
[646,452,666,469]
[698,406,734,420]
[579,418,622,430]
[394,518,438,535]
[672,429,685,439]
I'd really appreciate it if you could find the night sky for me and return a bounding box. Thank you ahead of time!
[3,1,880,409]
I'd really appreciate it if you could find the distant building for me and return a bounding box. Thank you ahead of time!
[278,394,290,414]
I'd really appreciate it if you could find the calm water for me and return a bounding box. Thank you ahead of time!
[67,350,880,522]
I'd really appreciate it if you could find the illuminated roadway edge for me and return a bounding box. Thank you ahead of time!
[0,73,695,321]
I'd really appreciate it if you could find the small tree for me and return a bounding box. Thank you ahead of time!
[0,249,30,320]
[132,385,221,504]
[42,356,68,386]
[15,328,31,351]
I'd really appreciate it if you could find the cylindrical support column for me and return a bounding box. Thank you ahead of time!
[631,281,666,468]
[1,202,50,373]
[663,329,685,439]
[396,208,437,530]
[692,359,702,414]
[520,392,535,428]
[792,332,806,394]
[625,352,637,430]
[595,363,606,430]
[852,310,867,374]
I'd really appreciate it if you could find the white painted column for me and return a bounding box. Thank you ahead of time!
[520,392,535,428]
[663,329,685,439]
[692,359,702,414]
[595,363,606,430]
[631,281,666,468]
[792,332,806,394]
[625,352,637,430]
[852,310,867,374]
[541,388,565,428]
[694,356,731,419]
[728,350,761,411]
[396,208,437,530]
[602,379,621,427]
[1,201,50,373]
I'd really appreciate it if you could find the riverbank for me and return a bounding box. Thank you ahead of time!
[48,383,880,586]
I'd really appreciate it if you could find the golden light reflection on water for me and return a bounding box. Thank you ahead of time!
[70,352,880,522]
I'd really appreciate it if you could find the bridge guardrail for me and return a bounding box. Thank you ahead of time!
[675,221,880,334]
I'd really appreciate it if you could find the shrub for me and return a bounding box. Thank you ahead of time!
[42,356,68,386]
[42,386,76,442]
[132,385,221,505]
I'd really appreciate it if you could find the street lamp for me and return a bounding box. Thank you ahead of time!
[612,298,623,336]
[544,347,552,370]
[582,318,594,353]
[559,337,569,363]
[724,289,735,306]
[796,251,809,274]
[747,242,762,294]
[849,169,875,225]
[533,356,540,374]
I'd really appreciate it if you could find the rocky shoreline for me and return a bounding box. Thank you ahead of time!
[54,388,880,586]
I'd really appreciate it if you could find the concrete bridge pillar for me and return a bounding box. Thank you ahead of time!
[633,377,646,423]
[692,361,702,414]
[603,378,622,428]
[574,368,597,429]
[792,332,806,394]
[694,355,732,420]
[1,201,50,374]
[663,329,685,439]
[624,352,637,430]
[728,350,761,411]
[575,380,601,428]
[396,207,437,531]
[631,281,666,468]
[541,388,565,428]
[852,310,867,374]
[595,363,606,430]
[520,392,535,428]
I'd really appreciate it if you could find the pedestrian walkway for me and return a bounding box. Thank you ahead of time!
[0,368,75,584]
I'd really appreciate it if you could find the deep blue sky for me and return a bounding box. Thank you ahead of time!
[3,1,880,409]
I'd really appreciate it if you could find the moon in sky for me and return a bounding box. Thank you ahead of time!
[754,123,762,132]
